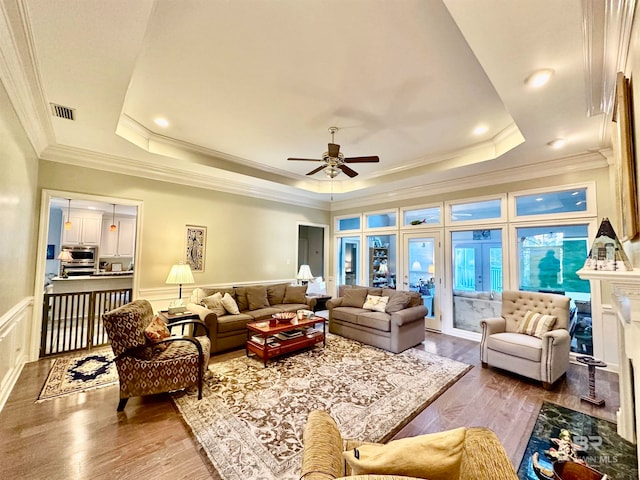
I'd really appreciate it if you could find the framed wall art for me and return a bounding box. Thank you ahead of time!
[612,71,638,241]
[185,225,206,272]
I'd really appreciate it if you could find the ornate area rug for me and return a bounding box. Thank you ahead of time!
[517,401,637,480]
[172,333,471,480]
[37,347,118,402]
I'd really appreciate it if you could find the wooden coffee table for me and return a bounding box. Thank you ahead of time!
[246,315,326,367]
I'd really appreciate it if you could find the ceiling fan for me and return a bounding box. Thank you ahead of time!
[288,127,379,178]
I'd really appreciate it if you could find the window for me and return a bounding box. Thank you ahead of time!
[365,211,397,229]
[366,235,396,288]
[451,229,503,333]
[447,197,504,224]
[402,206,441,227]
[336,216,360,232]
[516,225,592,355]
[337,236,360,285]
[515,188,588,216]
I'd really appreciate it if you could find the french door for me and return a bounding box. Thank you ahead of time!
[401,232,441,331]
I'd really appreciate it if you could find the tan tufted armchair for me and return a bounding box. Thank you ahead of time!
[480,290,571,389]
[103,299,210,411]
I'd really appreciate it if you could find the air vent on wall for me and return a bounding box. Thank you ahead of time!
[50,103,75,120]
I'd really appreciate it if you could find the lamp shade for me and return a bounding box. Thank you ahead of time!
[378,262,389,275]
[411,260,422,271]
[57,249,73,261]
[296,264,314,281]
[165,263,195,285]
[428,264,435,274]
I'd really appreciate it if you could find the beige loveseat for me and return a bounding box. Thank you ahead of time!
[187,283,317,353]
[327,286,427,353]
[300,410,518,480]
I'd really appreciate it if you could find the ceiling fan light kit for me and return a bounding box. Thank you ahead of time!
[288,126,380,179]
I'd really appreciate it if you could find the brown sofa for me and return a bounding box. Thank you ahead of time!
[300,410,518,479]
[187,283,317,353]
[327,285,427,353]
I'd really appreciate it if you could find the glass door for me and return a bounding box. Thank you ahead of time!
[336,236,361,286]
[401,232,441,331]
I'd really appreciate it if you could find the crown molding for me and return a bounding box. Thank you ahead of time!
[328,150,609,211]
[40,144,331,211]
[0,0,54,154]
[582,0,636,143]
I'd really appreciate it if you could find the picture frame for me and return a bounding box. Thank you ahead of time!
[185,225,206,272]
[612,72,638,241]
[46,244,55,260]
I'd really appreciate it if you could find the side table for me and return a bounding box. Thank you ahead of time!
[577,355,607,406]
[309,295,332,312]
[158,310,200,335]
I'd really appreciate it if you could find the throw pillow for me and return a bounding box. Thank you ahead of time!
[144,315,170,342]
[517,310,557,338]
[201,292,226,317]
[343,426,466,480]
[362,294,390,313]
[266,283,288,305]
[234,287,249,312]
[221,292,240,315]
[247,285,270,310]
[283,285,308,304]
[342,287,369,308]
[385,291,411,313]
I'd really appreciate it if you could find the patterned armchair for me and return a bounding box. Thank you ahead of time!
[103,299,211,411]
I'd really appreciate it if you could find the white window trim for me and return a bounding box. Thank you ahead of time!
[363,208,399,231]
[400,202,444,229]
[444,194,507,226]
[507,181,596,222]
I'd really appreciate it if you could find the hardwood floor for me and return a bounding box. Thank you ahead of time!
[0,332,619,479]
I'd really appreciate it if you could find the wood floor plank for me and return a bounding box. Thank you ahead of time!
[0,333,620,478]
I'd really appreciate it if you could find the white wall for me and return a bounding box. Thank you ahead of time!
[0,81,39,410]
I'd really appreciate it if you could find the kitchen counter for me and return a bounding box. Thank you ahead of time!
[50,274,133,293]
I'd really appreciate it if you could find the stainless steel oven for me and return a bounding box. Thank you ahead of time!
[60,245,97,276]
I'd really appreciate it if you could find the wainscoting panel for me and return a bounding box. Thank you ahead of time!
[0,297,33,412]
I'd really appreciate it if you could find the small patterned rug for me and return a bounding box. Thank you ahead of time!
[517,401,638,480]
[37,347,118,402]
[172,333,471,480]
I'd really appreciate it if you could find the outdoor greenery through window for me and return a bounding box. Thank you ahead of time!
[517,225,591,355]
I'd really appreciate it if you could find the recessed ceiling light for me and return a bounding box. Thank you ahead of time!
[576,201,585,206]
[548,138,567,149]
[571,191,580,196]
[525,69,554,88]
[472,125,489,136]
[154,117,169,128]
[536,197,544,202]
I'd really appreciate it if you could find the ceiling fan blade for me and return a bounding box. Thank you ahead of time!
[288,157,322,162]
[328,143,340,158]
[305,165,326,176]
[339,164,358,178]
[344,156,380,163]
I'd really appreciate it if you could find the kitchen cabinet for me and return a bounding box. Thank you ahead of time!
[61,209,103,246]
[100,216,136,257]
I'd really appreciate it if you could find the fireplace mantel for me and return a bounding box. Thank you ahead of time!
[577,268,639,454]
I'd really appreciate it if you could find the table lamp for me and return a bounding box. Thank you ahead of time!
[297,264,314,285]
[165,262,194,313]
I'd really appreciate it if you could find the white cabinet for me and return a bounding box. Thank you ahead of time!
[61,209,103,246]
[100,216,136,257]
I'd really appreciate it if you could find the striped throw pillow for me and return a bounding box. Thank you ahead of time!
[517,310,557,338]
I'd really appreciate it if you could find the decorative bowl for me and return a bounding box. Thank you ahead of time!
[273,312,296,323]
